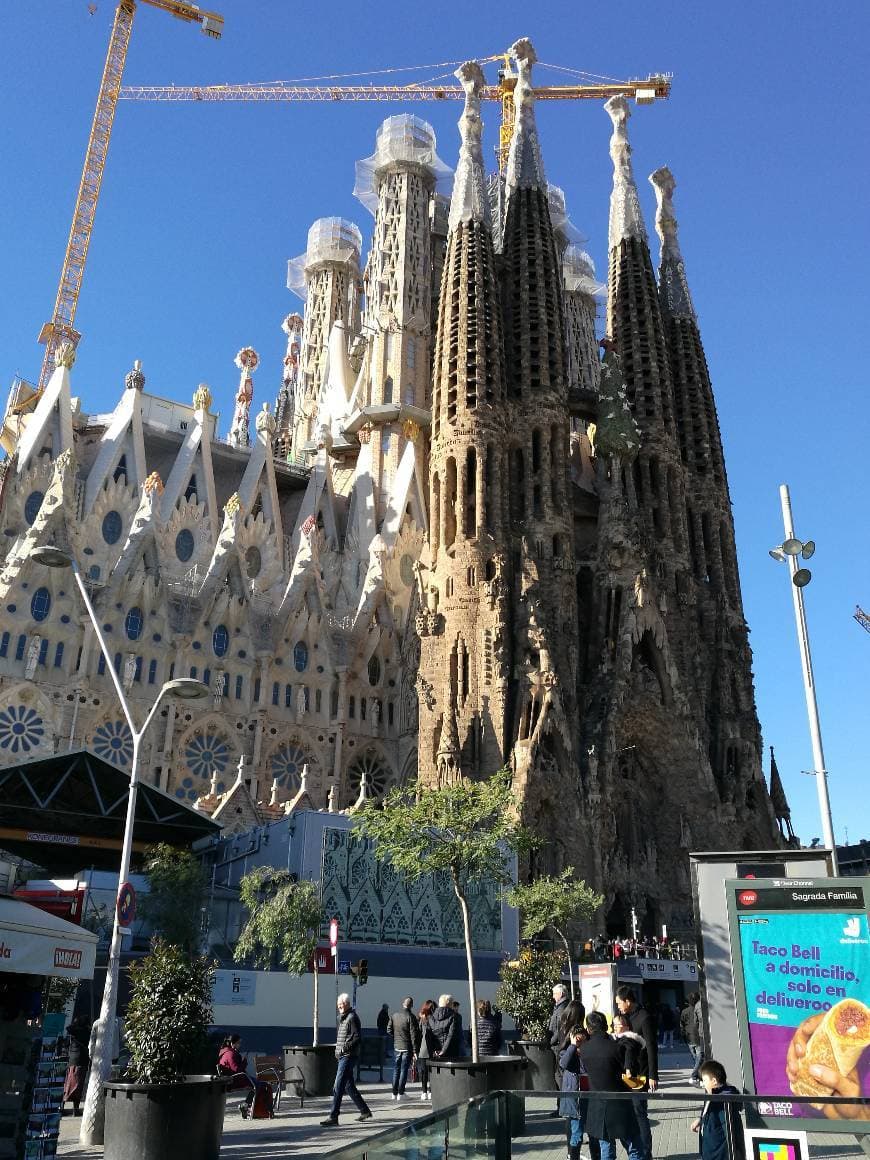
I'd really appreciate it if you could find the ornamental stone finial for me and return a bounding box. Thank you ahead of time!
[125,359,145,392]
[649,166,695,319]
[224,492,241,517]
[448,60,489,233]
[193,383,212,411]
[143,471,164,496]
[605,95,648,249]
[505,37,545,192]
[55,342,76,370]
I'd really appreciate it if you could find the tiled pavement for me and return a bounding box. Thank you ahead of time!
[57,1048,867,1159]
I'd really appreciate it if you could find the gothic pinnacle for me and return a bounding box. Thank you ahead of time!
[448,60,490,233]
[505,37,546,192]
[605,95,648,250]
[650,166,696,319]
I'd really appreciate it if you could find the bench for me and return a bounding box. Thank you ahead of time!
[355,1037,386,1083]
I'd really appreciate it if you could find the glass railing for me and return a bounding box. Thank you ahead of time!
[323,1089,870,1160]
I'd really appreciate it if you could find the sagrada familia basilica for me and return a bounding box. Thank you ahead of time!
[0,39,790,933]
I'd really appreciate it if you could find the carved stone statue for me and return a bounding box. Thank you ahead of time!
[25,635,41,680]
[213,669,225,707]
[123,652,136,693]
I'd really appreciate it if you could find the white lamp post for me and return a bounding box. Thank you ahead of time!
[30,546,209,1143]
[767,485,838,875]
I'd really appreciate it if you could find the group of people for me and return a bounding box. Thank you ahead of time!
[323,991,505,1125]
[580,936,694,963]
[551,983,739,1160]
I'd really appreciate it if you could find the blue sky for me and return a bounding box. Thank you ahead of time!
[1,1,868,846]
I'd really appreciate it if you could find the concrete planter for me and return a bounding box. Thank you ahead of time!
[428,1054,528,1113]
[512,1039,556,1091]
[282,1044,337,1097]
[104,1075,226,1160]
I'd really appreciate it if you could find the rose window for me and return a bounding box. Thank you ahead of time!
[0,704,45,755]
[184,733,230,780]
[347,753,391,801]
[91,719,134,767]
[271,744,310,792]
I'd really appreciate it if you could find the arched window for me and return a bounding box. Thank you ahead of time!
[54,642,64,669]
[124,607,143,641]
[97,653,106,675]
[148,659,157,685]
[285,684,293,708]
[30,588,51,623]
[383,375,394,405]
[0,633,8,658]
[272,682,280,706]
[185,475,198,502]
[88,564,101,581]
[235,675,243,700]
[24,491,44,525]
[293,641,308,672]
[245,546,262,578]
[203,667,211,688]
[15,635,27,661]
[212,625,229,657]
[175,529,195,563]
[367,655,381,686]
[102,511,123,545]
[190,666,198,680]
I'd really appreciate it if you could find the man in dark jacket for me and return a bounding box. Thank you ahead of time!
[578,1011,644,1160]
[616,986,657,1160]
[321,994,373,1127]
[681,991,703,1086]
[387,996,420,1099]
[428,994,462,1060]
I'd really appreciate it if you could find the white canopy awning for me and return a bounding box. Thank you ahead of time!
[0,897,98,979]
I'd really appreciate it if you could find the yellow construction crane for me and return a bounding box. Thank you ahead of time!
[118,59,672,173]
[35,0,223,393]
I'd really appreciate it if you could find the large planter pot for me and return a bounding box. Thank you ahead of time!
[283,1044,337,1097]
[429,1054,528,1114]
[104,1075,226,1160]
[512,1039,556,1092]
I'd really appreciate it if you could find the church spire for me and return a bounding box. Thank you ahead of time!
[449,61,490,233]
[605,96,647,251]
[650,166,695,319]
[504,38,546,194]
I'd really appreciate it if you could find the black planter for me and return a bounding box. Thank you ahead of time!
[104,1075,226,1160]
[428,1054,528,1114]
[512,1039,556,1092]
[283,1044,337,1097]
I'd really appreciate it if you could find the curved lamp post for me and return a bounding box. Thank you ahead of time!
[30,546,209,1143]
[768,485,838,875]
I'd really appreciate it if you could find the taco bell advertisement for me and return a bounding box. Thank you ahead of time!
[727,879,870,1130]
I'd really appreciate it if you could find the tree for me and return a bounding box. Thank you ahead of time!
[234,868,325,1044]
[505,868,603,998]
[495,948,565,1041]
[139,843,208,956]
[353,768,535,1062]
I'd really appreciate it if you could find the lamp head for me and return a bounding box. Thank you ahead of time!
[782,537,803,557]
[801,540,816,560]
[30,546,73,569]
[793,568,812,588]
[164,678,209,701]
[768,547,786,563]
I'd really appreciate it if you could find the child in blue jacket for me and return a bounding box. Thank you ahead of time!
[691,1060,744,1160]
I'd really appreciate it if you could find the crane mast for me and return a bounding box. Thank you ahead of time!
[36,0,222,392]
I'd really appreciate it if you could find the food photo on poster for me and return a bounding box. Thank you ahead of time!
[728,879,870,1127]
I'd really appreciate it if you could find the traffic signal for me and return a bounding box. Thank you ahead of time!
[357,958,368,986]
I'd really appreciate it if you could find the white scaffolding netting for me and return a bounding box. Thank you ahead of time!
[548,184,587,246]
[563,245,605,297]
[287,217,363,298]
[353,114,452,214]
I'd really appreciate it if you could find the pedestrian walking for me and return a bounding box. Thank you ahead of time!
[578,1011,644,1160]
[559,1023,600,1160]
[63,1015,90,1115]
[387,996,420,1100]
[615,986,658,1160]
[320,994,373,1127]
[691,1059,744,1160]
[476,999,503,1056]
[416,999,436,1100]
[681,991,703,1085]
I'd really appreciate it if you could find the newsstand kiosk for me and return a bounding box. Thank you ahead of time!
[0,897,97,1160]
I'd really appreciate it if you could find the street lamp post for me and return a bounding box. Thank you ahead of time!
[30,546,209,1144]
[768,485,838,875]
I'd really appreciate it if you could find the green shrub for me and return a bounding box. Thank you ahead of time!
[124,939,215,1083]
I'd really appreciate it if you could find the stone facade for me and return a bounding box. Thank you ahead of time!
[0,40,784,936]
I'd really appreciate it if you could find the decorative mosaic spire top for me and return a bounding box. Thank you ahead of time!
[505,38,546,192]
[605,95,648,249]
[649,166,695,319]
[448,60,490,233]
